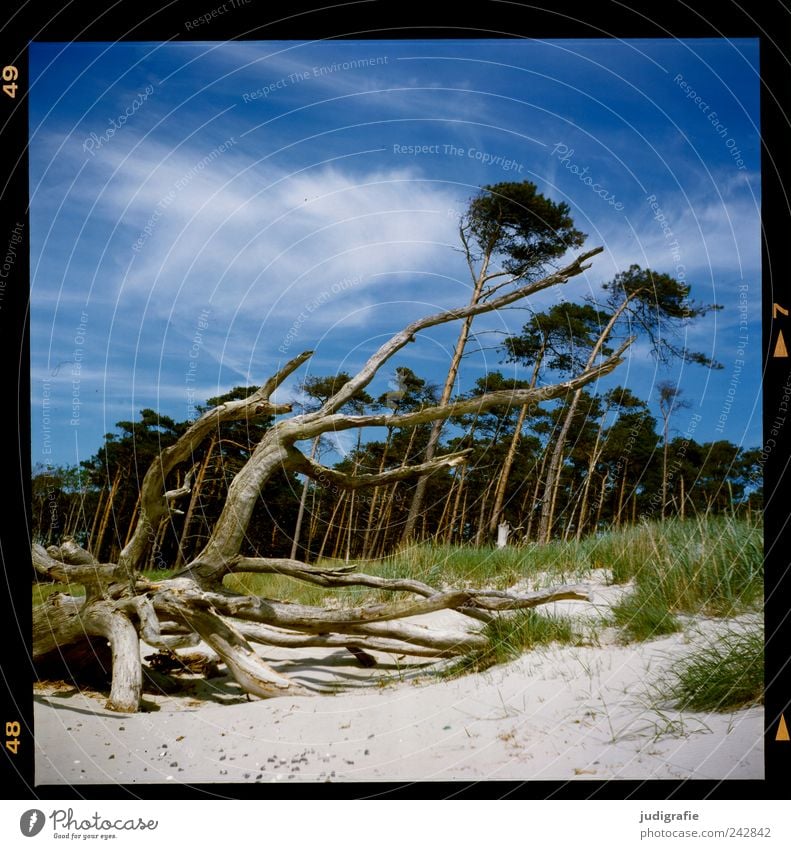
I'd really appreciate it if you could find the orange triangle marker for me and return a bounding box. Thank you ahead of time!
[776,714,790,741]
[774,330,788,358]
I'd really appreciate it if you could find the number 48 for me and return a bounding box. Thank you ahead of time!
[6,720,20,754]
[3,66,18,99]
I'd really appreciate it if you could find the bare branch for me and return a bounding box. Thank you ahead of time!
[295,335,633,441]
[314,247,604,417]
[464,584,591,610]
[234,621,474,658]
[155,597,310,699]
[226,556,494,623]
[459,220,479,286]
[258,349,315,399]
[227,560,588,611]
[49,537,98,565]
[164,464,198,502]
[33,544,124,585]
[286,447,472,490]
[204,588,477,628]
[119,350,313,575]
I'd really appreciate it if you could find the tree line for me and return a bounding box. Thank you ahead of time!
[33,359,760,565]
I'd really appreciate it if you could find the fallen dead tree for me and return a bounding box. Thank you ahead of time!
[32,246,631,712]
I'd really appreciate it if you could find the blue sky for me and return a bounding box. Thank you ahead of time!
[29,38,761,469]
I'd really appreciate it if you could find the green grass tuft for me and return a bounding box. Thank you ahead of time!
[611,590,681,642]
[591,516,761,644]
[590,515,762,616]
[445,610,577,678]
[662,628,764,712]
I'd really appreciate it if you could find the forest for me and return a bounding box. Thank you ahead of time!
[32,369,761,567]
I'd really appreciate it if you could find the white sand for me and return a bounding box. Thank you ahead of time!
[34,585,763,785]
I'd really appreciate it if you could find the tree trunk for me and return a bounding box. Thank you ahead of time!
[575,414,607,541]
[94,465,123,559]
[330,492,349,560]
[88,484,106,553]
[361,427,395,559]
[290,436,320,559]
[474,476,497,546]
[445,463,467,544]
[616,467,627,526]
[175,436,215,569]
[488,350,544,535]
[537,297,634,543]
[317,493,344,561]
[662,423,670,520]
[680,474,685,520]
[401,246,495,543]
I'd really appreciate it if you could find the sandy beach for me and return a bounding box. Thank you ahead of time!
[34,583,763,786]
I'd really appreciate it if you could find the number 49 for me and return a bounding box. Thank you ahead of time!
[2,66,18,99]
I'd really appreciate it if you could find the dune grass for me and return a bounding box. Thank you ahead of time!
[660,628,764,712]
[443,610,578,678]
[590,515,762,614]
[611,590,682,642]
[595,515,762,642]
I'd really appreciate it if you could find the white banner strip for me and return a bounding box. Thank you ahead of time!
[0,799,788,848]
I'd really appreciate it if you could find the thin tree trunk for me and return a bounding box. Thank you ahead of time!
[680,474,685,520]
[537,297,634,543]
[361,427,395,559]
[64,498,77,539]
[436,469,457,540]
[345,493,355,562]
[575,414,607,541]
[596,470,609,530]
[445,463,468,544]
[145,517,168,571]
[330,493,349,560]
[458,484,470,544]
[474,476,496,546]
[371,483,398,559]
[616,467,627,526]
[306,475,321,557]
[88,484,106,553]
[662,432,669,520]
[368,483,394,560]
[94,466,123,559]
[488,351,544,534]
[525,434,554,541]
[317,492,344,561]
[368,425,419,558]
[401,251,493,543]
[124,490,142,547]
[174,437,215,569]
[290,436,320,559]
